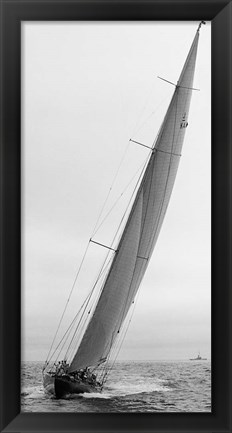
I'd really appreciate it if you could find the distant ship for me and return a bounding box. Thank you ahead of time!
[190,352,207,361]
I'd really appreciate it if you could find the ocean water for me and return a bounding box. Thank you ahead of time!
[21,360,211,412]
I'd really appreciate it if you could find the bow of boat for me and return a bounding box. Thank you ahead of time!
[43,371,101,399]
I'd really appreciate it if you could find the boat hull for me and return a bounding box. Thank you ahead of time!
[43,372,100,399]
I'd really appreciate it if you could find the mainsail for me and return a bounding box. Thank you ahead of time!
[68,25,202,373]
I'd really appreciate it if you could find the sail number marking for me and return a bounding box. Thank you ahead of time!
[180,113,188,129]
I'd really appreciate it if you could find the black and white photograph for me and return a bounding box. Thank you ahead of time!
[21,21,211,413]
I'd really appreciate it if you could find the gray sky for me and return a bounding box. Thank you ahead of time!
[22,22,211,362]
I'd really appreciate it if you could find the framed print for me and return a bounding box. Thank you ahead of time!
[21,19,212,411]
[0,1,231,432]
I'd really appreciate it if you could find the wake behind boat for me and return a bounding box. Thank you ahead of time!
[43,22,205,399]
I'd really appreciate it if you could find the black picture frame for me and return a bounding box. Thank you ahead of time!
[0,0,231,432]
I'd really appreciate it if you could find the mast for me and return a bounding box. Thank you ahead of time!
[68,23,203,373]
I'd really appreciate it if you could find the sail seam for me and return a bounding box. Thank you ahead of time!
[154,148,181,157]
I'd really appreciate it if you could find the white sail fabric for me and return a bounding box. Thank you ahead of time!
[69,29,200,372]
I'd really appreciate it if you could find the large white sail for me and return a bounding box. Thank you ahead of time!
[68,27,201,373]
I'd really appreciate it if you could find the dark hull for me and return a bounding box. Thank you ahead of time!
[43,372,101,399]
[55,375,100,399]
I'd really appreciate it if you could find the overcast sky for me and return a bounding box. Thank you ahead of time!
[21,21,211,362]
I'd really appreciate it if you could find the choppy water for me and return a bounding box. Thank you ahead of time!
[21,360,211,412]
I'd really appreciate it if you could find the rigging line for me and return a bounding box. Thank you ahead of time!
[54,321,79,365]
[101,297,138,383]
[65,254,114,362]
[114,150,151,241]
[72,250,114,350]
[64,299,93,362]
[66,310,92,363]
[79,243,114,323]
[48,288,94,364]
[93,122,153,250]
[52,249,113,363]
[102,330,117,376]
[131,90,172,140]
[151,82,177,150]
[103,274,144,382]
[45,240,91,364]
[99,326,122,382]
[66,311,90,363]
[91,140,131,237]
[64,248,114,363]
[158,28,197,93]
[129,78,158,138]
[92,154,151,238]
[130,77,173,139]
[58,286,95,363]
[48,250,112,364]
[47,291,89,365]
[48,314,79,364]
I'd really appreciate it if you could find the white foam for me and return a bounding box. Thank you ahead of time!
[80,392,111,399]
[21,385,45,399]
[80,379,171,399]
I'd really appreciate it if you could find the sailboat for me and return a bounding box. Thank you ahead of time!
[43,22,205,399]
